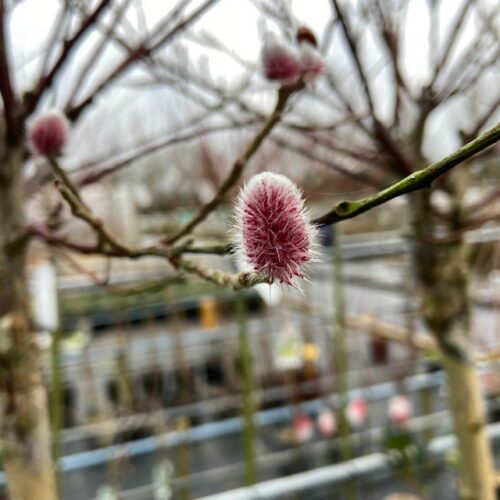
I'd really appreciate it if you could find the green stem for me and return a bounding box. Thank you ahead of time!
[332,227,357,499]
[174,417,192,500]
[50,328,62,497]
[236,292,257,485]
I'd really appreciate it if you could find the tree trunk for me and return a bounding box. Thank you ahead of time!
[0,147,58,500]
[410,189,495,500]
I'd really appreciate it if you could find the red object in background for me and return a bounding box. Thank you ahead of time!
[346,398,368,428]
[293,414,314,443]
[388,395,412,426]
[316,408,337,438]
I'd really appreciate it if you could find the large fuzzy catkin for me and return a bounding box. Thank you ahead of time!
[233,172,317,285]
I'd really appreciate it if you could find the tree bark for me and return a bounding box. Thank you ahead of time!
[0,147,58,500]
[410,189,495,500]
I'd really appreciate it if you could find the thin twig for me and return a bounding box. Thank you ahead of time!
[66,0,220,122]
[76,122,254,187]
[65,0,133,108]
[427,0,474,90]
[24,0,112,117]
[165,82,303,244]
[330,0,414,175]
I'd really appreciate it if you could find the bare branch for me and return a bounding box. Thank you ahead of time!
[66,0,220,122]
[76,122,254,187]
[313,122,500,226]
[29,221,266,290]
[330,0,376,116]
[170,256,267,290]
[427,0,474,90]
[66,0,133,108]
[145,54,382,187]
[270,135,382,187]
[24,0,112,117]
[0,0,18,142]
[165,82,303,244]
[27,123,500,295]
[37,2,71,79]
[330,0,414,175]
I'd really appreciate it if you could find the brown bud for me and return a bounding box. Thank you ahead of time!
[296,26,317,47]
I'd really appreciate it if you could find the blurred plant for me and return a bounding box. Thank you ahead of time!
[261,33,303,85]
[383,425,432,498]
[261,26,324,87]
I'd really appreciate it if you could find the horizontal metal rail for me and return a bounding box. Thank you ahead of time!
[197,422,500,500]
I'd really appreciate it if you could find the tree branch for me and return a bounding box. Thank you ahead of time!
[427,0,474,91]
[76,122,254,187]
[313,123,500,226]
[65,0,133,108]
[165,82,303,244]
[330,0,414,175]
[24,0,112,117]
[66,0,220,122]
[29,124,499,290]
[0,0,18,143]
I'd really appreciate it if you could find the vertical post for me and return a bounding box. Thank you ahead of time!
[331,226,357,499]
[33,258,62,494]
[50,328,62,496]
[235,292,257,485]
[174,417,192,500]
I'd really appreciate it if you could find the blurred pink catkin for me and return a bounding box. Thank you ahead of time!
[28,110,69,157]
[261,36,303,85]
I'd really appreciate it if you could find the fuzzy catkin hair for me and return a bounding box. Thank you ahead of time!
[232,172,318,286]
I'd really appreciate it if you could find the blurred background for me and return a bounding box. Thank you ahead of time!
[1,0,500,498]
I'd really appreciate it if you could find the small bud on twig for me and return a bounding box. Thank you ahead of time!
[261,29,324,86]
[27,110,69,157]
[261,34,303,86]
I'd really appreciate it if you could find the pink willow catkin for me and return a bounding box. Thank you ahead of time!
[233,172,318,285]
[27,110,69,157]
[261,28,324,86]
